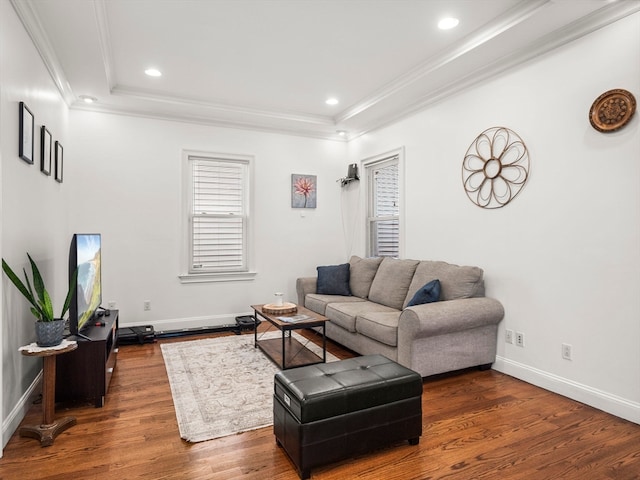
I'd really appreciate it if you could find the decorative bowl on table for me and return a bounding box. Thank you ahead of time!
[262,302,298,314]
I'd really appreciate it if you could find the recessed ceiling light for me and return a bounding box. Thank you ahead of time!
[438,17,459,30]
[145,68,162,77]
[326,98,339,106]
[79,95,98,104]
[336,130,347,137]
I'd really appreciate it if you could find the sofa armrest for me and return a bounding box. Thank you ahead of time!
[398,297,504,339]
[296,277,317,307]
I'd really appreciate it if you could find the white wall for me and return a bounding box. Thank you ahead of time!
[0,0,70,448]
[68,112,348,331]
[347,13,640,423]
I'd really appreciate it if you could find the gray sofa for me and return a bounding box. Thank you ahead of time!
[296,256,505,377]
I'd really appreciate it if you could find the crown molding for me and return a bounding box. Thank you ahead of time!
[10,0,75,106]
[335,0,550,124]
[93,0,116,91]
[345,1,640,140]
[109,85,335,127]
[14,0,640,141]
[70,101,347,142]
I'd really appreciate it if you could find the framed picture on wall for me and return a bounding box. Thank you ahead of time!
[41,126,52,176]
[291,174,317,208]
[19,102,34,164]
[54,141,64,183]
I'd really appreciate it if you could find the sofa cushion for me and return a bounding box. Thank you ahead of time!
[406,279,441,307]
[355,311,401,347]
[305,294,366,316]
[368,258,420,310]
[404,261,484,307]
[316,263,351,296]
[348,256,383,299]
[326,301,397,333]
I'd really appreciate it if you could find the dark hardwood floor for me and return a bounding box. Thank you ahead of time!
[0,329,638,480]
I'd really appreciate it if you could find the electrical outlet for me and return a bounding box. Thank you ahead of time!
[515,331,525,347]
[108,301,117,309]
[144,300,151,311]
[562,343,572,360]
[505,329,514,344]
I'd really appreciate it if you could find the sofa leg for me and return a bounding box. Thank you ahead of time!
[409,437,420,446]
[478,363,492,371]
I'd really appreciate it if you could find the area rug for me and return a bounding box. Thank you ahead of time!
[161,331,338,443]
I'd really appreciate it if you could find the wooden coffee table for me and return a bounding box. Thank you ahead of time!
[251,304,328,369]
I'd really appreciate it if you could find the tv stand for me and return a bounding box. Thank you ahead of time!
[56,310,119,407]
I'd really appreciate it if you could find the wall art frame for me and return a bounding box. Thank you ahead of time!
[19,101,34,164]
[291,174,317,208]
[54,141,64,183]
[40,126,52,176]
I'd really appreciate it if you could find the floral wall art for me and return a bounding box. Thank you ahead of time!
[291,174,317,208]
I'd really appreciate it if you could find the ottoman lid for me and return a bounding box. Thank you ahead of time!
[274,355,422,423]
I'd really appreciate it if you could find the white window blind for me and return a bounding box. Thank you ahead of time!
[367,156,400,257]
[189,156,249,273]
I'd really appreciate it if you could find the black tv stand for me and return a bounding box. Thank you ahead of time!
[56,310,119,407]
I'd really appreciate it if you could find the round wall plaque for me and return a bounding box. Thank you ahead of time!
[589,89,636,133]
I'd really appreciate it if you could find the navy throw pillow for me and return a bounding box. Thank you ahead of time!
[316,263,351,296]
[407,279,441,307]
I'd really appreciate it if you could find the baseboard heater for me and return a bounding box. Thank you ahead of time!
[118,325,156,345]
[154,315,259,339]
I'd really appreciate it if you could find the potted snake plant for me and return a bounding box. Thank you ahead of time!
[2,253,77,347]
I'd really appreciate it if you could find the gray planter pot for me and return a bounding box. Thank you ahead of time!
[35,319,66,347]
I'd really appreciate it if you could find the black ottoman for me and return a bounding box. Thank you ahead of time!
[273,354,422,479]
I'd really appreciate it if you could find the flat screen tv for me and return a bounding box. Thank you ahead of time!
[69,233,102,336]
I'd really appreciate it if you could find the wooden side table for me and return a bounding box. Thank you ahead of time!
[19,340,78,446]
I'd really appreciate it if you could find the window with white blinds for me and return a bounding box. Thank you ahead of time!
[188,155,249,274]
[366,154,400,258]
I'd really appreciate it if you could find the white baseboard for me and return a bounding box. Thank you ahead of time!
[493,356,640,425]
[2,371,42,449]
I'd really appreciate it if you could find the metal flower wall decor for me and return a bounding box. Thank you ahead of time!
[462,126,530,209]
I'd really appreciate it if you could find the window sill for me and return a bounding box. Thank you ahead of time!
[179,271,257,284]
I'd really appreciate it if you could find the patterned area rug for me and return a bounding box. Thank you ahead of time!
[161,331,337,443]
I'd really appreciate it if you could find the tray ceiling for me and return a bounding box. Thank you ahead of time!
[12,0,640,140]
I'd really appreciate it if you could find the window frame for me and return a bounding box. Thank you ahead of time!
[363,147,404,258]
[179,150,256,284]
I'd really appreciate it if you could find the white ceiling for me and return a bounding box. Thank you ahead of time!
[12,0,640,140]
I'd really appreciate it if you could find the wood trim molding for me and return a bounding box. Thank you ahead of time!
[494,355,640,425]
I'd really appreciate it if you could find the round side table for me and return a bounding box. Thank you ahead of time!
[19,340,78,446]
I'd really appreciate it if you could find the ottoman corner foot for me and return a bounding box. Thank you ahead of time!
[299,468,311,479]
